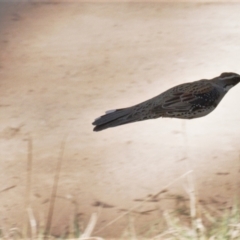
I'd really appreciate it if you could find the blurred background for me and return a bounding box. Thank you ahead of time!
[0,0,240,237]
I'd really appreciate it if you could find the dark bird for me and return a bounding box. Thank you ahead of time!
[92,72,240,131]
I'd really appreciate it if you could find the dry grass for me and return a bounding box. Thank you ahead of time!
[0,138,239,240]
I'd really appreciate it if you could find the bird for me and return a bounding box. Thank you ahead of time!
[92,72,240,132]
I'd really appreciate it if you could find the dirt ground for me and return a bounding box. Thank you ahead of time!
[0,1,240,237]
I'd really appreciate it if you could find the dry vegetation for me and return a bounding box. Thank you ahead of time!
[0,138,239,240]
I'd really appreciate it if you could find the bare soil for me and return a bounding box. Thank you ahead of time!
[0,1,240,237]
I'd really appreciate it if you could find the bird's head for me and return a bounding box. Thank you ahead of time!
[214,72,240,91]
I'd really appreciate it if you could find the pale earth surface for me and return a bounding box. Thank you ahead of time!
[0,1,240,237]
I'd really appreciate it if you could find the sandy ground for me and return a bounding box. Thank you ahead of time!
[0,1,240,237]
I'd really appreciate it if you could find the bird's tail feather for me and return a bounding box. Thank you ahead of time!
[92,107,134,131]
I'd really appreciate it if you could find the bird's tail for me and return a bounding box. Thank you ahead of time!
[92,107,135,131]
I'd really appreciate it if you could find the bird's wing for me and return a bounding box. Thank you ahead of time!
[151,81,214,114]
